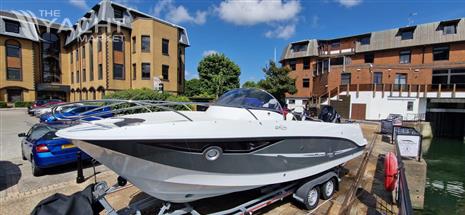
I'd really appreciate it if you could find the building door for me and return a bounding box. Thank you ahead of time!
[351,103,366,120]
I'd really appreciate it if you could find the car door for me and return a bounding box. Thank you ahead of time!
[22,125,37,161]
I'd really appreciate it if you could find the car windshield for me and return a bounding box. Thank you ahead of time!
[215,88,283,113]
[35,100,47,105]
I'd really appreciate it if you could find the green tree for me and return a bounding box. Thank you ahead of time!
[259,61,297,104]
[184,78,203,97]
[242,80,260,89]
[198,53,241,98]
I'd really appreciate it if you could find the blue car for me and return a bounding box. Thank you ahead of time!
[40,105,113,123]
[19,123,91,176]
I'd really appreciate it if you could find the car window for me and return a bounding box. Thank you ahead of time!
[28,126,53,141]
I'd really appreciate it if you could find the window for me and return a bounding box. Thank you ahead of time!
[82,68,86,82]
[6,44,20,57]
[341,73,351,85]
[142,63,150,80]
[395,73,407,90]
[113,64,124,79]
[97,39,102,52]
[98,64,103,80]
[132,63,137,80]
[303,78,310,88]
[70,51,73,64]
[364,53,374,63]
[89,41,94,81]
[360,36,370,45]
[290,43,307,52]
[7,68,21,80]
[112,35,124,52]
[303,59,310,70]
[141,36,150,52]
[288,99,295,104]
[162,65,169,80]
[41,32,61,83]
[330,41,340,49]
[313,64,317,77]
[4,20,20,33]
[401,30,414,40]
[289,60,296,71]
[113,8,124,19]
[132,37,136,53]
[162,39,169,55]
[433,46,449,61]
[6,89,22,102]
[76,71,80,83]
[82,45,85,59]
[330,57,344,66]
[76,49,79,61]
[443,25,457,35]
[71,72,74,84]
[373,72,383,84]
[432,69,465,85]
[407,101,414,111]
[399,50,411,64]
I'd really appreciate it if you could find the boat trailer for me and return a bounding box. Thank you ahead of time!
[93,169,342,215]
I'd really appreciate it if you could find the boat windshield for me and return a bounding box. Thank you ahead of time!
[215,88,283,113]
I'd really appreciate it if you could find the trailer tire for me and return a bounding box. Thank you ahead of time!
[321,178,336,200]
[303,186,320,210]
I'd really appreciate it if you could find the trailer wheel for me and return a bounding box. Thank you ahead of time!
[321,178,336,200]
[303,186,320,210]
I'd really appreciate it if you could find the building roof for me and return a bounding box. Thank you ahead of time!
[0,10,71,42]
[281,18,465,61]
[64,0,189,46]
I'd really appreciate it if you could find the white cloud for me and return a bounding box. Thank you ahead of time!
[152,0,207,25]
[69,0,88,10]
[217,0,301,26]
[202,50,219,57]
[336,0,363,8]
[265,23,296,39]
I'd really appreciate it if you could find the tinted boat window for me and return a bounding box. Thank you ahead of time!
[215,88,282,113]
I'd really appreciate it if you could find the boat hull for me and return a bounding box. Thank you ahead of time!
[73,136,364,203]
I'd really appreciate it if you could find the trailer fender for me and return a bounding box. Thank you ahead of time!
[293,171,339,203]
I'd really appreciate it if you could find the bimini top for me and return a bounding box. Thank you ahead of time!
[215,88,282,113]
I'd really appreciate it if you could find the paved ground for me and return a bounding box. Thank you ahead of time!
[0,109,108,207]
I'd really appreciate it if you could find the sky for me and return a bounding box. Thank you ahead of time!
[2,0,465,84]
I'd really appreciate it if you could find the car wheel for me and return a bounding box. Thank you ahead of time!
[303,186,320,210]
[31,156,43,177]
[321,178,336,200]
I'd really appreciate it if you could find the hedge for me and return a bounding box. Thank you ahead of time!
[14,101,34,108]
[104,88,192,112]
[0,101,7,108]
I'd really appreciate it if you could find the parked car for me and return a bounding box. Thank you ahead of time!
[34,103,82,117]
[18,123,90,176]
[28,99,63,115]
[40,105,113,123]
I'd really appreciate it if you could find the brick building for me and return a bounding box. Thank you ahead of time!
[0,0,189,103]
[281,18,465,121]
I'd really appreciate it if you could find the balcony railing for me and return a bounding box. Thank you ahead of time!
[319,83,465,105]
[318,47,355,56]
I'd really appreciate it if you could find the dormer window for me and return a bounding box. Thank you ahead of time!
[439,19,460,35]
[359,35,371,45]
[290,42,307,52]
[401,31,413,40]
[443,25,457,35]
[399,26,415,40]
[114,8,124,19]
[4,20,20,33]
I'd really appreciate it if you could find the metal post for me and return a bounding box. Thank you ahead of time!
[76,151,85,183]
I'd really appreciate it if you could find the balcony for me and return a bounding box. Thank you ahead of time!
[319,48,355,57]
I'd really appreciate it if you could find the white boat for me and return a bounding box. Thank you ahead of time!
[56,88,367,203]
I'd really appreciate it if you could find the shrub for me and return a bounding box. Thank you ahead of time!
[104,88,191,112]
[14,101,33,108]
[0,101,7,108]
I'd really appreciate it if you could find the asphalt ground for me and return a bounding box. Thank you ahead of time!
[0,109,108,203]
